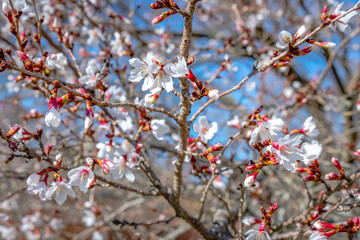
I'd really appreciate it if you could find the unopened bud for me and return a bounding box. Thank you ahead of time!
[6,125,21,138]
[45,145,53,155]
[325,172,340,180]
[331,157,342,171]
[17,51,29,61]
[86,157,94,167]
[54,153,62,169]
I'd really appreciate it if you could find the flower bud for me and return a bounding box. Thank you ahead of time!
[6,124,21,138]
[331,157,342,171]
[185,69,197,82]
[86,157,94,167]
[208,89,219,100]
[244,172,258,187]
[9,141,17,151]
[54,153,62,169]
[294,25,307,40]
[85,101,94,129]
[17,51,29,61]
[151,10,176,25]
[144,93,160,106]
[45,145,53,155]
[325,172,340,180]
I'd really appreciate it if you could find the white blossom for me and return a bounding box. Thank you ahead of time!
[193,116,218,142]
[78,59,100,87]
[249,113,284,146]
[109,156,135,182]
[276,30,292,49]
[151,119,170,140]
[110,32,124,57]
[245,229,272,240]
[45,53,67,70]
[301,116,320,138]
[82,209,96,227]
[301,140,322,165]
[86,28,105,46]
[27,181,48,201]
[330,2,358,33]
[45,181,76,205]
[45,107,61,128]
[309,231,328,240]
[129,52,160,90]
[208,89,219,100]
[271,135,304,172]
[242,216,257,226]
[0,226,16,240]
[168,56,189,78]
[68,166,94,193]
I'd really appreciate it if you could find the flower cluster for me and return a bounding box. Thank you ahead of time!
[245,203,278,240]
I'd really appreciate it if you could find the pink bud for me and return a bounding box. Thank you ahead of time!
[322,5,328,14]
[45,145,53,155]
[272,141,279,150]
[6,124,21,138]
[271,203,278,211]
[325,172,340,180]
[331,157,342,171]
[294,167,307,173]
[303,174,316,181]
[353,217,359,226]
[246,164,258,171]
[185,69,197,82]
[17,51,29,61]
[353,149,360,158]
[152,15,164,25]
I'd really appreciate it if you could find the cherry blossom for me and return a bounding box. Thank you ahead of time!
[212,176,226,191]
[82,209,96,227]
[144,91,161,106]
[242,216,259,226]
[308,231,328,240]
[105,85,127,102]
[300,116,320,138]
[193,116,218,143]
[301,140,322,165]
[227,115,242,128]
[0,226,16,240]
[129,52,160,91]
[249,113,284,146]
[85,101,94,129]
[96,142,123,161]
[110,32,126,57]
[68,166,94,193]
[27,181,48,201]
[276,25,307,49]
[86,28,105,46]
[109,156,135,182]
[168,56,189,78]
[151,119,170,140]
[78,59,100,88]
[245,229,272,240]
[208,89,219,100]
[45,53,67,70]
[149,64,174,93]
[45,181,76,205]
[271,135,304,172]
[330,2,358,33]
[45,98,61,128]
